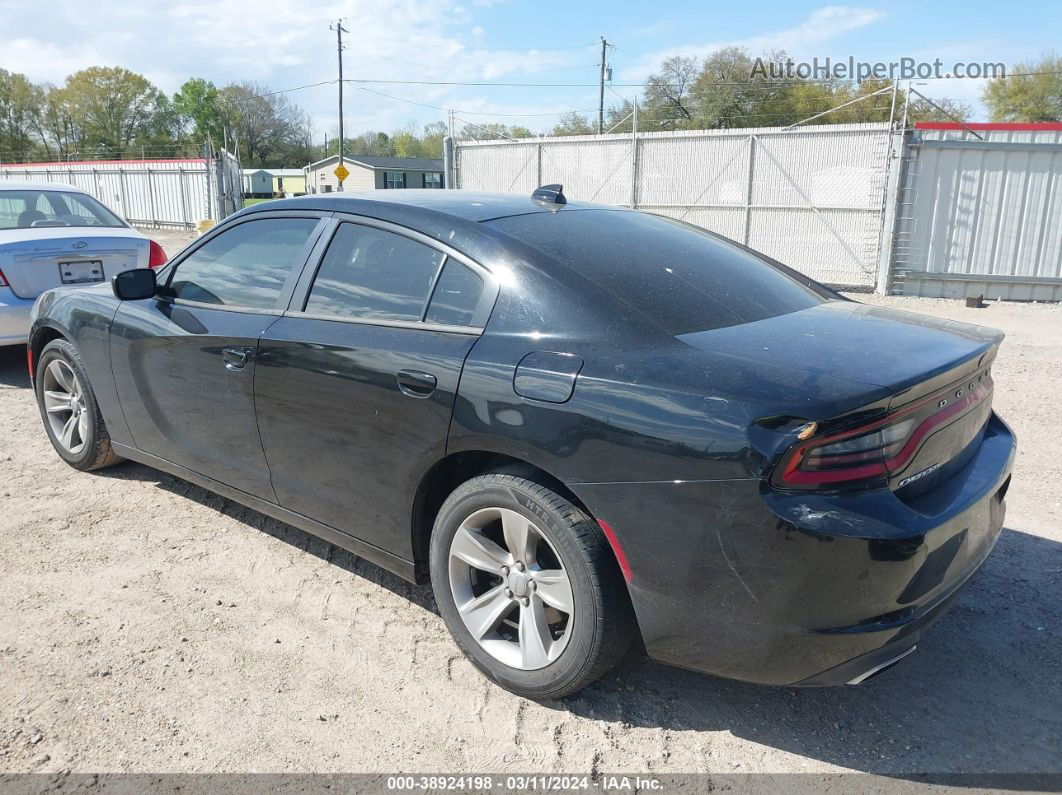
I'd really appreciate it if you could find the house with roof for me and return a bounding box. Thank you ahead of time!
[304,155,444,193]
[242,168,308,198]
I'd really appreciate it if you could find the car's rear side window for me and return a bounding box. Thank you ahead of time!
[305,223,445,322]
[164,218,318,309]
[0,190,126,229]
[426,261,483,326]
[488,210,826,334]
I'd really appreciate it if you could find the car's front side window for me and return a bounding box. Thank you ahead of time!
[304,223,445,321]
[163,218,319,310]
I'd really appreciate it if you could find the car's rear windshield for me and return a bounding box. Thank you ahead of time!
[488,209,828,334]
[0,190,126,230]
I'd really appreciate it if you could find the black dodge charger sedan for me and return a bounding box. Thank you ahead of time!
[27,188,1015,698]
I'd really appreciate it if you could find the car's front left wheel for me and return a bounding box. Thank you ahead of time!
[34,338,122,471]
[430,472,635,699]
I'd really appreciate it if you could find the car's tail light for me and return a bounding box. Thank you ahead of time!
[148,240,168,269]
[0,268,8,287]
[27,346,36,380]
[773,373,992,489]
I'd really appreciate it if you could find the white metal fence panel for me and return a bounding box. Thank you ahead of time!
[636,131,749,244]
[891,132,1062,300]
[456,124,891,289]
[0,155,242,229]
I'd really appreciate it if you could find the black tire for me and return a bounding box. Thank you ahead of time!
[430,471,635,699]
[34,338,122,472]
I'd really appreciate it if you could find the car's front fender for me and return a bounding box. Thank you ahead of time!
[29,285,132,446]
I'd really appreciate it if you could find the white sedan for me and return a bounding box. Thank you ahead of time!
[0,182,167,346]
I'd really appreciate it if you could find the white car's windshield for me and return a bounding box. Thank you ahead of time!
[0,190,126,230]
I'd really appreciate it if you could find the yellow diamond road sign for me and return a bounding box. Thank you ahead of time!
[334,163,350,182]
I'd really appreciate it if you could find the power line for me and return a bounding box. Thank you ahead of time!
[356,47,600,76]
[353,33,597,53]
[261,80,336,96]
[254,68,1061,105]
[357,79,899,118]
[339,69,1062,90]
[353,85,600,118]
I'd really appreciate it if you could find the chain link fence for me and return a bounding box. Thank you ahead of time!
[456,123,892,290]
[0,147,243,229]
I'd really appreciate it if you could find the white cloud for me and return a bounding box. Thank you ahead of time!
[0,38,110,84]
[0,0,590,134]
[619,5,887,80]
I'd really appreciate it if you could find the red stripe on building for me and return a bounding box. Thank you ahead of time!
[915,122,1062,131]
[0,158,208,168]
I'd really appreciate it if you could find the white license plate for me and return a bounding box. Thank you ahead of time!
[59,260,104,285]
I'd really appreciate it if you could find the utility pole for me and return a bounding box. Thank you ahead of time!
[598,36,608,134]
[446,108,456,188]
[330,19,348,190]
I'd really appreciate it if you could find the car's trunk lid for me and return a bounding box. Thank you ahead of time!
[678,300,1002,493]
[0,228,147,299]
[679,301,1001,399]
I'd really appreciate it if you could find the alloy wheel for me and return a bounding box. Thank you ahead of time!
[42,359,89,456]
[448,506,575,670]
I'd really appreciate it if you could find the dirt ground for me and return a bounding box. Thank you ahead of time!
[0,283,1059,777]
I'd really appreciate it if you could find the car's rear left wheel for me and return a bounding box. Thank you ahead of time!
[35,338,121,471]
[430,472,634,699]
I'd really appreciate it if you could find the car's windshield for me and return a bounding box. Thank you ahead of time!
[0,190,127,230]
[489,209,831,334]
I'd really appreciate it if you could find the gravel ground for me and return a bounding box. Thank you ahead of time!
[0,290,1059,778]
[143,228,196,260]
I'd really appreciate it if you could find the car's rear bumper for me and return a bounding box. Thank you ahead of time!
[570,412,1015,686]
[0,287,33,346]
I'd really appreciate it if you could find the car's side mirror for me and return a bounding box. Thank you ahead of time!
[112,268,157,301]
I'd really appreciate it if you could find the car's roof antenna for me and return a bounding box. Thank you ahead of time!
[531,184,566,211]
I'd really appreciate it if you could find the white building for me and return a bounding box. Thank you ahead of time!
[305,155,444,194]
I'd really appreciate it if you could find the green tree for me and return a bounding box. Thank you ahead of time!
[420,120,448,158]
[217,82,311,167]
[593,46,972,136]
[63,66,164,157]
[172,78,222,143]
[370,131,393,156]
[457,121,537,140]
[983,54,1062,121]
[550,112,594,136]
[34,85,80,159]
[0,69,45,160]
[908,96,973,123]
[392,125,420,157]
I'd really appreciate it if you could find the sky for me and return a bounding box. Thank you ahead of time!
[1,0,1059,140]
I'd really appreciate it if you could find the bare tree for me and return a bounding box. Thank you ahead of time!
[643,56,699,130]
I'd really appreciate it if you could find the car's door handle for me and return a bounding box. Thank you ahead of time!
[396,369,437,398]
[222,347,250,371]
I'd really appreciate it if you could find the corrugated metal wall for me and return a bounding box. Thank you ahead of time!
[456,124,892,289]
[891,129,1062,300]
[0,158,231,228]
